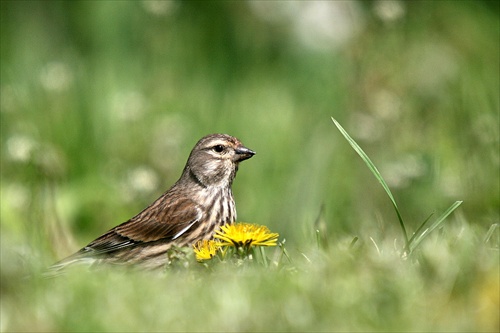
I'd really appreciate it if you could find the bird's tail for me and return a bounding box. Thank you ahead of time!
[43,251,97,278]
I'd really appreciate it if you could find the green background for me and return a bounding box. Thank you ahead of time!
[1,1,498,332]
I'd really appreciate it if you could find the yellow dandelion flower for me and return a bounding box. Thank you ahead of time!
[214,223,279,248]
[193,240,220,261]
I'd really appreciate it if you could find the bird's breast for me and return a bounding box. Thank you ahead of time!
[200,187,236,226]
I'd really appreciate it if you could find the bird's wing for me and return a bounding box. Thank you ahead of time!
[80,196,203,255]
[46,195,202,275]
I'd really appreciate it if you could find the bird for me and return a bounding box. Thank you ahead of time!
[48,133,255,272]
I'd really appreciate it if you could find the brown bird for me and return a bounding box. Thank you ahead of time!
[49,134,255,272]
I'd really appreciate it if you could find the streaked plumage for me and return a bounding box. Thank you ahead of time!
[49,134,255,272]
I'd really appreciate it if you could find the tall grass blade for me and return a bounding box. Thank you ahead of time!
[408,212,434,245]
[409,201,463,252]
[331,117,409,250]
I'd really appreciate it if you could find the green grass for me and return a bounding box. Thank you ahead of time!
[3,222,498,332]
[1,1,499,332]
[332,117,463,255]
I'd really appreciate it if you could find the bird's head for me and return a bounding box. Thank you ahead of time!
[185,134,255,187]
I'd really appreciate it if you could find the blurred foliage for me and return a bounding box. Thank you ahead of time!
[1,0,499,332]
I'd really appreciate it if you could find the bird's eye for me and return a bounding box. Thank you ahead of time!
[212,145,225,153]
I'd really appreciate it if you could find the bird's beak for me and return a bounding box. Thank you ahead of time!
[234,146,255,162]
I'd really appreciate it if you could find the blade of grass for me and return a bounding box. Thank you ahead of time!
[349,236,359,249]
[331,117,410,250]
[409,201,463,252]
[315,229,321,250]
[259,246,268,268]
[278,240,292,264]
[484,223,499,244]
[408,212,434,245]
